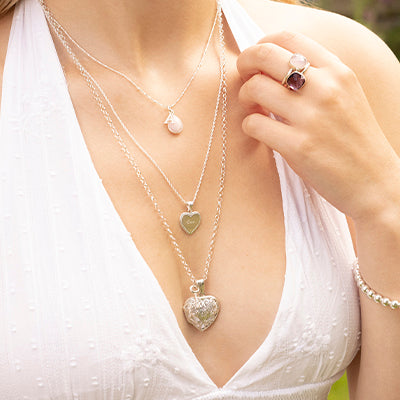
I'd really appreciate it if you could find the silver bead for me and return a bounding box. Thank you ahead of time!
[373,294,383,304]
[382,298,391,307]
[361,284,369,294]
[353,259,400,310]
[390,300,400,310]
[366,289,375,299]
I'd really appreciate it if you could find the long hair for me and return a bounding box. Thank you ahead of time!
[0,0,299,16]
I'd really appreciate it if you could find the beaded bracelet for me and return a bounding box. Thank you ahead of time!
[353,260,400,309]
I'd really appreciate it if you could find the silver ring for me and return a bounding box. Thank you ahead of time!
[282,53,310,91]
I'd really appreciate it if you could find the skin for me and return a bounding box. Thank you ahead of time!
[0,0,399,397]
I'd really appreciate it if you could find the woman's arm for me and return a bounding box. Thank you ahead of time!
[236,6,400,398]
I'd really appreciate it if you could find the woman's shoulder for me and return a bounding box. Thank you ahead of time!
[0,9,14,105]
[239,0,398,68]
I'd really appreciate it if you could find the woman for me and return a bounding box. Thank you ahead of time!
[0,0,399,398]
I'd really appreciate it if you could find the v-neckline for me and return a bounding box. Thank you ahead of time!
[32,0,292,390]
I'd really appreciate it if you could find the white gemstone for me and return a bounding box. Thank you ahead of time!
[290,53,308,70]
[164,113,183,134]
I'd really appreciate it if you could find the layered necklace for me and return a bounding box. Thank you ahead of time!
[51,4,219,136]
[42,3,224,236]
[41,0,228,332]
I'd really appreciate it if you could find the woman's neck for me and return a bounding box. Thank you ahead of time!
[45,0,219,74]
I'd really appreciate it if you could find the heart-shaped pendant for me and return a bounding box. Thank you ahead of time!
[180,211,201,235]
[183,280,220,332]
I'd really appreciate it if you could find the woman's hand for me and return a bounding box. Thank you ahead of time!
[238,28,400,400]
[237,31,400,224]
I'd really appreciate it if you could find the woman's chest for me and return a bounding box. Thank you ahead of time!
[0,105,361,398]
[69,77,289,387]
[0,193,360,399]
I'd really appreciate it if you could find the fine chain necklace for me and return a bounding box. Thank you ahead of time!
[46,4,219,136]
[41,0,228,331]
[43,3,223,236]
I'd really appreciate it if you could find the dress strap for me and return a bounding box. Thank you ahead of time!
[221,0,265,52]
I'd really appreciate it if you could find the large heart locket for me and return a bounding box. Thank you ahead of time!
[183,280,220,332]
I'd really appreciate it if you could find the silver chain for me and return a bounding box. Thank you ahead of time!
[41,0,228,286]
[45,3,219,111]
[42,1,222,209]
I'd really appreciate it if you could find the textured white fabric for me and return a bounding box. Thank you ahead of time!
[0,0,361,399]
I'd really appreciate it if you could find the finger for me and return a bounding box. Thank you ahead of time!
[258,30,341,68]
[238,72,306,122]
[242,112,296,155]
[237,43,294,82]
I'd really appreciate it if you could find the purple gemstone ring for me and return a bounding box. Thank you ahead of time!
[282,53,310,91]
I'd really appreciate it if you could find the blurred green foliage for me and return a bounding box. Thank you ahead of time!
[328,373,349,400]
[316,0,400,58]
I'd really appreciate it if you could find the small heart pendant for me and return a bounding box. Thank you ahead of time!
[180,211,201,235]
[183,280,220,332]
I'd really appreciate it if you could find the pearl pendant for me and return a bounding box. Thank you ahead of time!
[164,109,183,135]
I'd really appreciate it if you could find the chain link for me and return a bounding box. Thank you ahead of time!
[41,0,228,286]
[42,2,223,209]
[44,2,219,111]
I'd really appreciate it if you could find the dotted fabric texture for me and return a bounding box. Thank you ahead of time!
[0,0,361,398]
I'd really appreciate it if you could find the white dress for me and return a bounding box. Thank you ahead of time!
[0,0,361,399]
